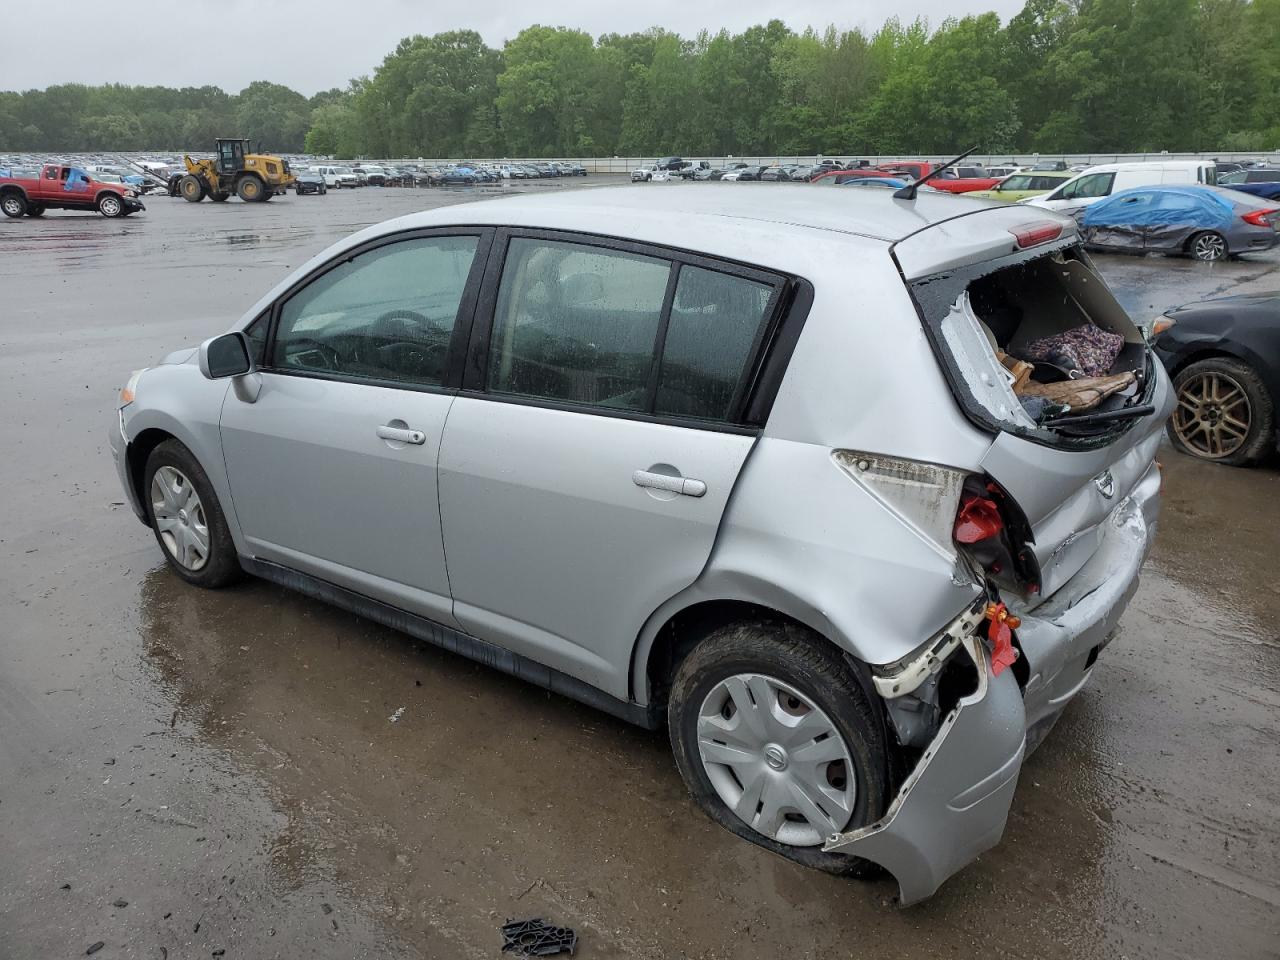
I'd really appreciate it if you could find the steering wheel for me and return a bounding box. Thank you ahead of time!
[284,337,341,371]
[372,309,432,335]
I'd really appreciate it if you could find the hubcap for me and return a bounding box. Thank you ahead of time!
[3,198,20,215]
[150,466,210,571]
[1194,234,1225,261]
[697,673,855,847]
[1172,371,1252,458]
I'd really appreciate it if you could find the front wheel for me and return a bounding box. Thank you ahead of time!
[143,440,243,588]
[1,192,28,218]
[1168,357,1274,466]
[668,621,887,875]
[1189,231,1228,262]
[98,194,125,218]
[179,175,205,202]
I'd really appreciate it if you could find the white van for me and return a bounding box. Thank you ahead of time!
[311,165,359,189]
[1023,160,1217,218]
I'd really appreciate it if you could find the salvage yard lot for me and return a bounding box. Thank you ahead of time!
[1,181,1277,959]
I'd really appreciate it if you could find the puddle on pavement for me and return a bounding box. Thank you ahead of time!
[132,545,1280,958]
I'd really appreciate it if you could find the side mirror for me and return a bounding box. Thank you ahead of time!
[199,331,254,379]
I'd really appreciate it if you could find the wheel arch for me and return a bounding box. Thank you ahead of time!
[126,427,179,522]
[631,585,860,711]
[122,382,246,552]
[0,184,28,200]
[1166,344,1266,382]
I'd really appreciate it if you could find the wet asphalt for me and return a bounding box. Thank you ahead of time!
[1,179,1277,959]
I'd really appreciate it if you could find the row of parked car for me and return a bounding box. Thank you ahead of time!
[302,160,588,192]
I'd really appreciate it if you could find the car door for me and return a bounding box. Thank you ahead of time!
[438,231,789,699]
[219,229,492,626]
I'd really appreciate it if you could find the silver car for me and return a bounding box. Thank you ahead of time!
[110,187,1171,904]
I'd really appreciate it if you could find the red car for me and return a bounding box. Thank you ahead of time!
[0,163,145,219]
[926,165,1003,194]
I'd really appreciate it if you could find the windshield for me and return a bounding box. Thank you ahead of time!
[1220,170,1245,184]
[1000,175,1034,190]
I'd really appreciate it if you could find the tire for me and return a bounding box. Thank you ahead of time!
[1188,231,1228,262]
[26,204,45,217]
[179,175,205,202]
[1167,357,1274,466]
[1,192,28,218]
[236,176,265,202]
[143,440,242,588]
[667,621,888,876]
[208,192,229,203]
[97,193,124,218]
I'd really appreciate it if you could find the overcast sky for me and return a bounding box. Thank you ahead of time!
[5,0,1025,95]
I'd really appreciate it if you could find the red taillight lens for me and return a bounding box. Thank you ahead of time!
[1008,221,1064,248]
[1241,208,1279,227]
[954,495,1004,544]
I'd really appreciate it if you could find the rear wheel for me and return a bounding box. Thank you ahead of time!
[236,176,265,202]
[1189,231,1228,262]
[1,192,28,218]
[208,191,229,202]
[179,175,205,202]
[668,621,887,875]
[97,194,124,218]
[1168,357,1274,466]
[26,204,45,217]
[143,440,243,588]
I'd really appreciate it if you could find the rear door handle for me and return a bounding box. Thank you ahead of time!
[633,470,706,498]
[377,425,426,445]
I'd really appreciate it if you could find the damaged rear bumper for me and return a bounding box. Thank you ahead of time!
[825,469,1158,905]
[825,633,1026,906]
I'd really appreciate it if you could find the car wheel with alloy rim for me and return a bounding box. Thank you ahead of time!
[98,194,124,218]
[1189,231,1228,262]
[1168,357,1274,466]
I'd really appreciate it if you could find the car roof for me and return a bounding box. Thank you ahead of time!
[393,184,1012,244]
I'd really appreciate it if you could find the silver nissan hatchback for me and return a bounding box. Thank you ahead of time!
[110,186,1171,904]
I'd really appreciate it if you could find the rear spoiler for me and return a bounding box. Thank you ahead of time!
[892,206,1079,280]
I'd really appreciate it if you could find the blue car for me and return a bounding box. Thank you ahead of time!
[1217,168,1280,201]
[837,177,908,189]
[440,166,477,186]
[1082,184,1280,262]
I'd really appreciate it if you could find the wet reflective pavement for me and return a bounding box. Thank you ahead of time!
[2,185,1277,958]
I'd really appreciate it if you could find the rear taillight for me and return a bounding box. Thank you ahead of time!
[1241,208,1279,227]
[1008,221,1064,248]
[954,495,1003,543]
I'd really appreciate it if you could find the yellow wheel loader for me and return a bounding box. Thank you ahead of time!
[176,138,295,203]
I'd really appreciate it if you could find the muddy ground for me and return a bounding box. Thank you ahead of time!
[1,180,1277,959]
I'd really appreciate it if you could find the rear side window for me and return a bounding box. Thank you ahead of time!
[656,266,773,421]
[487,238,670,411]
[483,237,785,425]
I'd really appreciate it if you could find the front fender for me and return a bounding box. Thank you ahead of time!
[122,364,240,550]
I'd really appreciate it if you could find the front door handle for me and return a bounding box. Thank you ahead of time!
[377,425,426,445]
[633,470,706,498]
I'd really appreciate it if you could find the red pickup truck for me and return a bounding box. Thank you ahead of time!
[0,164,145,219]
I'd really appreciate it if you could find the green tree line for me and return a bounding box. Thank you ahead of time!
[4,0,1279,157]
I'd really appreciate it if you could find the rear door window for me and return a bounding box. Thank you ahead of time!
[482,235,787,426]
[486,238,671,411]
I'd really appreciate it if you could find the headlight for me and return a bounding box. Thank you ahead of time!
[120,369,145,407]
[1149,315,1176,340]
